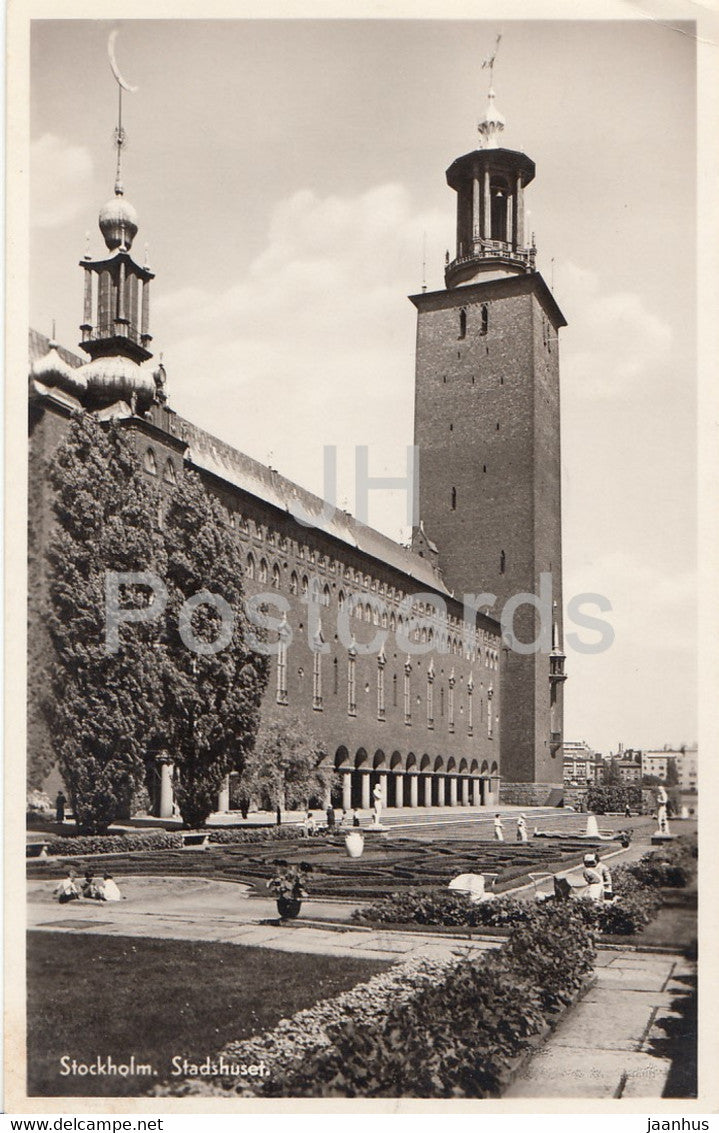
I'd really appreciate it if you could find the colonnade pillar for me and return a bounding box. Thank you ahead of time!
[461,778,470,807]
[342,770,352,811]
[361,771,371,810]
[472,778,482,807]
[437,776,446,806]
[158,756,174,819]
[217,774,230,814]
[423,775,432,807]
[449,777,458,807]
[409,775,419,808]
[394,773,404,808]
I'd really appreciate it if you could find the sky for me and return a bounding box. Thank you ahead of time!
[29,17,697,754]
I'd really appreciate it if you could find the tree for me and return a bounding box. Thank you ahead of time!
[602,757,621,786]
[642,774,662,787]
[43,414,165,833]
[665,759,679,787]
[156,469,269,828]
[241,716,334,813]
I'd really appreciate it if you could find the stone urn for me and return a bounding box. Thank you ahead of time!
[344,831,364,858]
[276,895,302,920]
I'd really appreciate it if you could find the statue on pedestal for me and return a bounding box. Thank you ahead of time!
[372,782,384,826]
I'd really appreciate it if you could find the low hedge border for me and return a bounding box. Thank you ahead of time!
[28,824,312,857]
[349,840,699,938]
[155,901,597,1099]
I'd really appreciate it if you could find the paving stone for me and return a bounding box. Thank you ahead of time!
[505,1047,671,1099]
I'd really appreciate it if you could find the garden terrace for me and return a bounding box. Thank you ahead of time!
[26,835,629,898]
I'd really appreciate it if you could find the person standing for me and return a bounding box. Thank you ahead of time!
[493,813,504,842]
[55,791,66,824]
[516,814,528,842]
[352,808,361,828]
[326,805,336,829]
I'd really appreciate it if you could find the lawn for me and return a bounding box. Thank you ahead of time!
[27,932,388,1097]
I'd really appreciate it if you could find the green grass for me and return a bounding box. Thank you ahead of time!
[27,932,388,1098]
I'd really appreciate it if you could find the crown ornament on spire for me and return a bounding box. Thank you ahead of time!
[477,34,505,149]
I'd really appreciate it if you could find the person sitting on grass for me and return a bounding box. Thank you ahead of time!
[54,869,80,904]
[81,870,102,900]
[98,874,123,902]
[582,852,613,901]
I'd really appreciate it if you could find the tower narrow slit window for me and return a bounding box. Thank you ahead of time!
[480,304,489,336]
[348,654,357,716]
[458,308,467,339]
[276,640,288,705]
[451,487,457,511]
[500,549,506,574]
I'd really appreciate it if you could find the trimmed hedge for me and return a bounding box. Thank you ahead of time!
[263,903,595,1097]
[158,902,596,1099]
[37,823,311,857]
[586,785,642,814]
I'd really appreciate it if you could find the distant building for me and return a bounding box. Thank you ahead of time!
[563,740,599,786]
[642,747,698,790]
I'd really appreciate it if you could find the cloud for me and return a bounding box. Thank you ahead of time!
[153,183,447,539]
[558,261,672,400]
[31,134,93,229]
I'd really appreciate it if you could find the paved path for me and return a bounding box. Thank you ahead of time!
[505,948,695,1099]
[27,878,497,963]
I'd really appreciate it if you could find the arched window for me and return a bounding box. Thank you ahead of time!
[144,448,157,476]
[364,603,372,624]
[338,589,345,612]
[271,563,281,590]
[163,459,176,485]
[451,487,457,511]
[290,571,299,596]
[301,575,309,597]
[258,558,268,583]
[276,641,288,705]
[480,304,489,336]
[458,308,467,340]
[322,584,331,608]
[246,553,255,580]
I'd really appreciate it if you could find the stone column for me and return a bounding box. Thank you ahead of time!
[141,278,151,341]
[507,195,513,246]
[361,771,371,810]
[516,175,524,247]
[158,756,174,819]
[323,785,332,809]
[483,170,491,239]
[409,775,419,808]
[449,776,458,807]
[342,770,352,812]
[472,778,481,807]
[394,773,404,808]
[217,774,230,814]
[437,776,446,807]
[473,176,480,244]
[461,777,470,806]
[82,269,93,335]
[423,775,432,808]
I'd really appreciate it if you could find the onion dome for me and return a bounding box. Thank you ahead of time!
[30,341,88,398]
[78,354,156,409]
[477,88,505,149]
[98,187,138,251]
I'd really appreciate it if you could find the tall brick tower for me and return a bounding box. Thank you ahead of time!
[410,80,567,801]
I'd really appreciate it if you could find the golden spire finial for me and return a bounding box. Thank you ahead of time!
[107,30,138,195]
[478,34,505,149]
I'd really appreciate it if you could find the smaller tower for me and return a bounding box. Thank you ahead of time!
[73,39,162,413]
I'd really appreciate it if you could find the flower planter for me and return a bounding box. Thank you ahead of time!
[276,896,302,919]
[344,831,365,859]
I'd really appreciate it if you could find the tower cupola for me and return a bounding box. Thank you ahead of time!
[444,41,537,288]
[74,32,161,412]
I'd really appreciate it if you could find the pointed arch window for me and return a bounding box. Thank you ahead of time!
[271,563,281,590]
[313,650,323,711]
[290,571,299,596]
[301,575,309,597]
[403,661,412,726]
[338,589,346,612]
[322,584,331,608]
[246,553,256,580]
[276,640,288,705]
[377,651,386,721]
[144,448,157,476]
[258,558,268,584]
[163,459,176,485]
[347,651,357,716]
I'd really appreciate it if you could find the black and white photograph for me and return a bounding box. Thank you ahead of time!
[6,0,717,1115]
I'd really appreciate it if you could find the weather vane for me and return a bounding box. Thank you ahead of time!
[481,33,502,89]
[107,30,138,193]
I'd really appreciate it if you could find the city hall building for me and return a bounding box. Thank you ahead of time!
[28,80,567,814]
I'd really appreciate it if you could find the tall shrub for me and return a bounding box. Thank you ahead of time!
[44,415,165,833]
